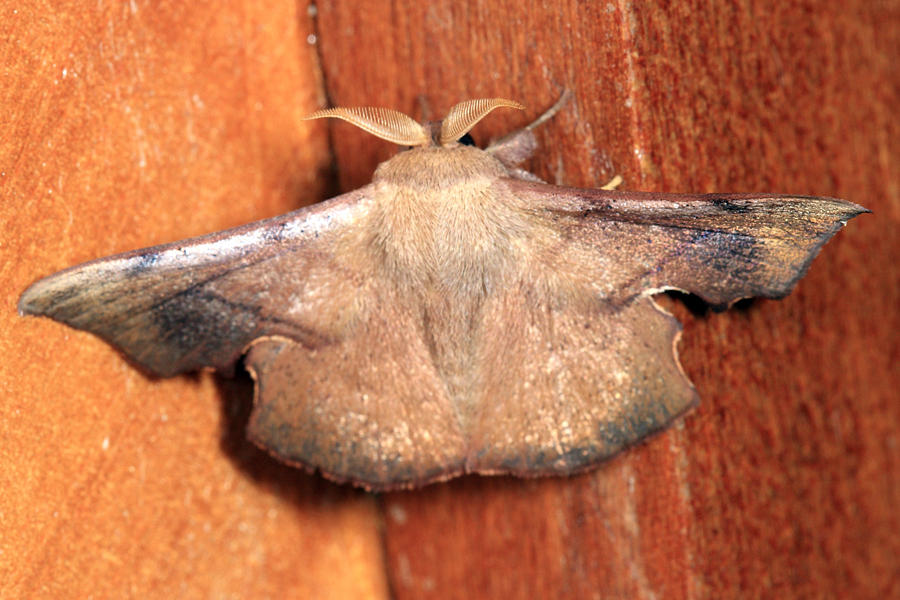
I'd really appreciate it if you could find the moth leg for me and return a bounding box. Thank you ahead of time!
[505,167,545,182]
[487,90,572,167]
[600,174,623,190]
[485,127,538,168]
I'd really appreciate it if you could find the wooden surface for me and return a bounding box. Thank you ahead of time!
[2,1,896,598]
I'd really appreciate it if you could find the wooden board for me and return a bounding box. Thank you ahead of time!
[0,2,387,598]
[3,1,897,598]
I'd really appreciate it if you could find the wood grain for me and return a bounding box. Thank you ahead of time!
[314,0,898,598]
[1,2,387,598]
[2,0,896,598]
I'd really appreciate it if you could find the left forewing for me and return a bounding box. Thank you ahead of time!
[19,187,375,376]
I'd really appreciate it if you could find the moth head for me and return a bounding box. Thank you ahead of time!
[303,98,524,147]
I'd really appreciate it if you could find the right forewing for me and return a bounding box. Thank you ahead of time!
[506,179,867,307]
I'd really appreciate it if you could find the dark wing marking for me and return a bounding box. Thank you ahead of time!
[505,179,868,307]
[19,187,374,376]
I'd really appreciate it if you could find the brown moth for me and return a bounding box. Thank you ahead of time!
[19,97,867,491]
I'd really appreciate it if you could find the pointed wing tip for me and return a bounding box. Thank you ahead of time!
[17,269,81,320]
[17,291,34,317]
[17,279,50,318]
[811,196,870,220]
[18,271,185,379]
[834,198,871,218]
[813,197,869,247]
[847,203,872,219]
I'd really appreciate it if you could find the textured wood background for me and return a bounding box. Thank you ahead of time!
[2,1,897,598]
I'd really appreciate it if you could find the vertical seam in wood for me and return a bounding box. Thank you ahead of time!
[614,0,655,186]
[375,494,400,600]
[301,0,342,193]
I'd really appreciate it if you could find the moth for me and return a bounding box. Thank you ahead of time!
[19,96,866,491]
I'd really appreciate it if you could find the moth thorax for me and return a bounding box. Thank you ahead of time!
[372,148,520,295]
[372,145,509,191]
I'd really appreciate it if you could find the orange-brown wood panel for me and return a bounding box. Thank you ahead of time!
[313,0,898,598]
[1,2,387,598]
[3,1,897,598]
